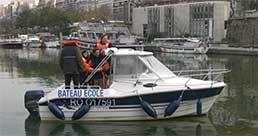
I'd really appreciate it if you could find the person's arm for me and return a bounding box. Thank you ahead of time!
[103,62,110,71]
[84,63,94,73]
[82,58,94,73]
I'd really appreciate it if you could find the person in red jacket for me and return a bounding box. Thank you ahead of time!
[80,50,93,85]
[96,35,110,49]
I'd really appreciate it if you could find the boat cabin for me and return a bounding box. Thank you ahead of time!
[96,48,176,88]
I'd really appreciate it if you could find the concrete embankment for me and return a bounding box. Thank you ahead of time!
[144,44,258,56]
[208,46,258,56]
[144,45,162,52]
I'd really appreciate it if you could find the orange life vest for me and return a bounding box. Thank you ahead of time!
[96,39,110,49]
[63,40,80,47]
[82,57,93,73]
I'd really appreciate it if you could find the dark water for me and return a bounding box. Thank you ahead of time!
[0,48,258,136]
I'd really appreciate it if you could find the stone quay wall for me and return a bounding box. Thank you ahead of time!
[226,17,258,48]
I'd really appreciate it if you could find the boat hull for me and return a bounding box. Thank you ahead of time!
[38,87,223,121]
[160,46,208,54]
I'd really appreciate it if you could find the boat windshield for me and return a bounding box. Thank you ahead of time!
[113,55,148,80]
[113,55,176,81]
[138,56,176,78]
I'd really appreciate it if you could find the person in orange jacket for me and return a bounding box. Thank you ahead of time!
[88,49,110,88]
[96,34,111,49]
[96,34,112,71]
[80,50,94,85]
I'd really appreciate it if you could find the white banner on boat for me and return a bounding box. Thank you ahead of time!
[57,89,104,98]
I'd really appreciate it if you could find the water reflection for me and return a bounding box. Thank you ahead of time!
[25,115,216,136]
[154,53,209,71]
[0,48,63,87]
[208,55,258,130]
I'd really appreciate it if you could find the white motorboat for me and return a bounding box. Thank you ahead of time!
[0,34,23,48]
[153,38,209,54]
[24,34,42,48]
[71,22,144,50]
[24,48,227,121]
[41,34,60,48]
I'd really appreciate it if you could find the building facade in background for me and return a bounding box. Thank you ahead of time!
[63,0,80,11]
[140,0,230,6]
[0,0,30,18]
[232,0,258,17]
[56,0,65,9]
[77,0,97,12]
[38,0,55,7]
[0,5,5,18]
[113,0,141,23]
[57,0,109,12]
[132,1,230,42]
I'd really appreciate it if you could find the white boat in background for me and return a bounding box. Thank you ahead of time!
[153,38,209,54]
[41,34,60,48]
[24,34,42,48]
[71,21,144,50]
[24,48,228,121]
[0,34,23,48]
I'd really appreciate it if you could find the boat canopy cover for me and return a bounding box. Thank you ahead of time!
[109,48,176,80]
[138,56,176,78]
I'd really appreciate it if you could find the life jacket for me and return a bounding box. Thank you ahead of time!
[96,39,110,49]
[82,57,93,73]
[63,40,80,47]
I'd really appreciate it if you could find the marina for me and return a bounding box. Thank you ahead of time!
[0,0,258,135]
[0,48,258,135]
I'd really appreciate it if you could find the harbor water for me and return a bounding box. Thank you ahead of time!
[0,48,258,136]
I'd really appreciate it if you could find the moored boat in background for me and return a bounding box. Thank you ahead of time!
[70,21,144,50]
[40,34,60,48]
[24,34,42,48]
[153,38,209,54]
[0,34,23,49]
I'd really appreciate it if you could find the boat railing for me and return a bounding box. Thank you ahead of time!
[59,85,102,90]
[173,69,230,81]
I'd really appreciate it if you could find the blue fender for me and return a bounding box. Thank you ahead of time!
[141,100,157,119]
[196,99,202,116]
[48,102,65,120]
[164,99,180,117]
[72,105,91,120]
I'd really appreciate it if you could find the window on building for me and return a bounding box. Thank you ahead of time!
[205,6,208,12]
